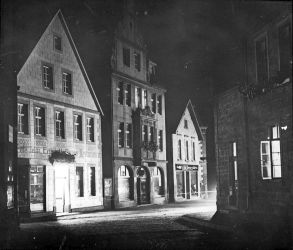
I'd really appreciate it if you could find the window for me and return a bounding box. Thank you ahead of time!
[18,103,28,134]
[261,125,281,179]
[143,125,148,142]
[134,51,141,71]
[76,167,84,197]
[118,122,124,147]
[153,167,164,196]
[62,71,72,95]
[279,22,292,74]
[123,47,130,67]
[118,166,133,201]
[149,126,154,142]
[55,111,65,139]
[126,123,132,148]
[118,82,124,105]
[42,64,53,90]
[157,95,162,115]
[184,119,188,129]
[90,167,96,196]
[185,140,189,161]
[255,36,268,85]
[178,139,182,160]
[53,35,62,51]
[86,117,94,142]
[158,130,163,151]
[142,89,147,108]
[35,106,45,136]
[192,141,196,161]
[232,142,238,181]
[125,84,131,106]
[135,87,141,108]
[151,93,156,113]
[74,114,82,141]
[30,166,44,211]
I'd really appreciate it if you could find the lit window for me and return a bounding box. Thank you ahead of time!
[35,107,45,136]
[42,65,53,89]
[76,167,84,197]
[255,36,268,85]
[134,51,141,71]
[53,35,62,51]
[135,87,141,108]
[55,111,65,139]
[18,103,28,134]
[62,72,72,95]
[30,166,44,210]
[125,84,131,106]
[142,89,147,108]
[74,114,82,141]
[123,47,130,67]
[86,117,94,142]
[126,123,132,148]
[261,125,282,179]
[118,122,124,147]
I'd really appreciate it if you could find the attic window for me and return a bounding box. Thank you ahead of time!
[184,119,188,129]
[54,35,62,52]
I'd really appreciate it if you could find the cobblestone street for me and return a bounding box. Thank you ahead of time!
[8,200,255,250]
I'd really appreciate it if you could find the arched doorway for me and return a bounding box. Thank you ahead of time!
[136,166,150,204]
[118,165,133,201]
[153,167,164,197]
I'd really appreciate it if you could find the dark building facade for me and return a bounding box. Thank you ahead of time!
[214,6,292,228]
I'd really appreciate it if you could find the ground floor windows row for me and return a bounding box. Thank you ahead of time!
[176,170,200,199]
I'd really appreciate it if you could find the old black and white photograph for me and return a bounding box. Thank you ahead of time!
[0,0,292,249]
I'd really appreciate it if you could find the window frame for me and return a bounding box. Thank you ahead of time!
[118,122,125,148]
[178,139,182,160]
[123,47,130,67]
[53,33,62,52]
[17,102,29,135]
[62,69,73,96]
[125,84,131,106]
[34,105,46,137]
[86,116,95,143]
[41,62,54,91]
[89,166,96,196]
[157,95,162,115]
[76,166,84,197]
[125,123,132,148]
[158,130,163,152]
[151,93,156,113]
[55,109,65,139]
[134,51,141,71]
[117,82,124,105]
[73,113,83,142]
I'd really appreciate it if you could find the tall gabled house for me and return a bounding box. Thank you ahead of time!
[16,10,104,216]
[167,100,207,202]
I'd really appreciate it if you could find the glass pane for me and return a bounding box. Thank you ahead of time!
[272,126,279,139]
[262,164,271,178]
[273,165,282,178]
[272,152,281,166]
[271,140,280,153]
[233,142,237,157]
[234,161,238,181]
[261,142,269,154]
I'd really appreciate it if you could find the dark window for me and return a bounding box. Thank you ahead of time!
[74,114,82,141]
[143,125,148,142]
[62,72,72,95]
[126,123,132,148]
[125,84,131,106]
[42,65,53,89]
[149,126,154,142]
[90,167,96,196]
[18,103,29,134]
[118,122,124,147]
[256,37,268,85]
[279,22,292,74]
[185,140,189,161]
[86,117,94,142]
[151,93,156,113]
[123,47,130,67]
[178,139,182,160]
[184,119,188,129]
[76,167,84,197]
[118,82,124,105]
[134,51,141,71]
[35,107,45,136]
[158,130,163,151]
[192,141,196,161]
[55,111,65,139]
[54,35,62,51]
[157,95,162,115]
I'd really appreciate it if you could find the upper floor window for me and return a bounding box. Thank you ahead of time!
[158,130,163,151]
[74,114,83,141]
[125,84,131,106]
[149,126,154,142]
[151,93,156,113]
[18,103,29,134]
[76,167,84,197]
[55,111,65,139]
[279,22,292,74]
[118,122,124,147]
[53,35,62,52]
[192,141,195,161]
[185,140,189,161]
[261,125,281,179]
[86,117,94,142]
[255,36,268,85]
[230,142,238,182]
[178,139,182,160]
[157,95,162,115]
[126,123,132,148]
[62,71,72,95]
[42,64,53,90]
[143,125,148,142]
[118,82,124,105]
[184,119,188,129]
[134,51,141,71]
[142,89,147,108]
[123,47,130,67]
[35,106,45,136]
[135,87,141,108]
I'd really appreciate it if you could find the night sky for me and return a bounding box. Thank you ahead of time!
[2,0,291,189]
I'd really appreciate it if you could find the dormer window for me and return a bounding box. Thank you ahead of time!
[54,35,62,52]
[184,119,188,129]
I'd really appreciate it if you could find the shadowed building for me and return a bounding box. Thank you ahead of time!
[167,100,207,202]
[16,10,104,216]
[214,5,292,238]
